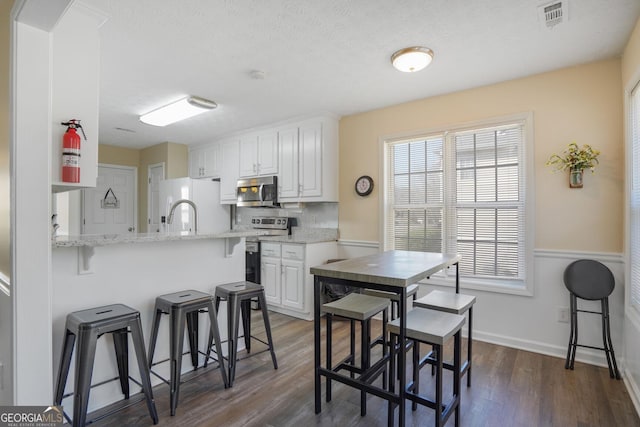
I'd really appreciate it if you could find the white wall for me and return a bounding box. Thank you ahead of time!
[12,19,54,405]
[0,282,12,404]
[338,241,625,369]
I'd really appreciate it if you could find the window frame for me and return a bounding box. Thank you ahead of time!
[380,112,535,296]
[626,78,640,322]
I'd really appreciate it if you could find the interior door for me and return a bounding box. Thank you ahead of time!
[82,165,137,234]
[147,163,165,232]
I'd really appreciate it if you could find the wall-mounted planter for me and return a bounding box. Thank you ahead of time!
[570,169,584,188]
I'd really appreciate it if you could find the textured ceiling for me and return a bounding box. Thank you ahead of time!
[80,0,640,149]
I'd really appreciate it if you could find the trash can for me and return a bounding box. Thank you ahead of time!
[321,259,360,303]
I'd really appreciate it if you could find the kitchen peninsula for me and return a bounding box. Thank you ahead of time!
[50,225,338,413]
[51,231,253,414]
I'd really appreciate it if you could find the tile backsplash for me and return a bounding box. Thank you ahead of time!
[236,202,338,229]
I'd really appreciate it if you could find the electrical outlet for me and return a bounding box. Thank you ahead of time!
[557,307,569,323]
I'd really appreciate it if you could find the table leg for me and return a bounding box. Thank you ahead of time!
[314,276,322,414]
[398,287,407,426]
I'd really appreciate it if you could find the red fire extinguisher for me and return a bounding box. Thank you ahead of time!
[61,119,86,183]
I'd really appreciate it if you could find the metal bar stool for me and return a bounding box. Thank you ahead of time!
[564,259,621,379]
[414,290,476,387]
[388,307,464,427]
[147,290,228,416]
[363,283,419,320]
[323,292,389,416]
[207,281,277,387]
[54,304,158,427]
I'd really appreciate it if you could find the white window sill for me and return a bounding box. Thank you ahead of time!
[420,274,533,297]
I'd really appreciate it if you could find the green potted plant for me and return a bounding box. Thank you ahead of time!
[546,142,600,188]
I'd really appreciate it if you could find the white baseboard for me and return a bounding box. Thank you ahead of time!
[624,367,640,420]
[473,329,611,368]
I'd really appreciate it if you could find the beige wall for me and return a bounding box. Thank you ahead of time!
[339,59,624,253]
[166,142,188,178]
[0,1,11,276]
[622,18,640,88]
[98,143,140,168]
[138,142,188,231]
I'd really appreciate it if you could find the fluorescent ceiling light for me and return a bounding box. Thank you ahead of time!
[391,47,434,73]
[139,96,217,126]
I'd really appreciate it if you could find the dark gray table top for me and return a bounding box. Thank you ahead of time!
[310,250,461,288]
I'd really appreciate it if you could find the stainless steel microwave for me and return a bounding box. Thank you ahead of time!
[236,176,279,207]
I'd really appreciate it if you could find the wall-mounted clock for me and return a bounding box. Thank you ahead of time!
[355,175,374,197]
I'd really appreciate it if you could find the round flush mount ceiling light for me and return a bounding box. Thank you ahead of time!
[391,46,434,72]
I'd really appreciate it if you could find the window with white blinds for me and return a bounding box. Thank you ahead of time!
[629,82,640,310]
[385,119,528,288]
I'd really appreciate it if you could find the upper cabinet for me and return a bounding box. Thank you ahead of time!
[278,127,299,199]
[51,5,104,192]
[278,116,339,203]
[219,138,240,203]
[189,114,338,204]
[239,130,278,177]
[189,144,220,178]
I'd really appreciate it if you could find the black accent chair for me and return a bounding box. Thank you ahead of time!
[564,259,621,379]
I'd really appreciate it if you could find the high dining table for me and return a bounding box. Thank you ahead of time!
[310,250,461,426]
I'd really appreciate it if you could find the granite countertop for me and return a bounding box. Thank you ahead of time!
[53,227,339,248]
[52,229,287,248]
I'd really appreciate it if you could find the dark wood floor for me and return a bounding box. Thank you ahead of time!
[91,311,640,427]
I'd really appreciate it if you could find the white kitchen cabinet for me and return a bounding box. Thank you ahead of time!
[261,242,282,306]
[281,244,305,311]
[239,130,278,177]
[219,138,240,203]
[299,121,323,197]
[278,116,339,203]
[260,240,337,320]
[51,6,102,192]
[189,144,220,178]
[277,127,299,198]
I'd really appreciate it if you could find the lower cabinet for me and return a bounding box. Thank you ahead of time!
[260,240,337,320]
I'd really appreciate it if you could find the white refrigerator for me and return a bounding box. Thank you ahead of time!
[159,178,229,234]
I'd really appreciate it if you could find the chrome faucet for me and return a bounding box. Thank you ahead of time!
[167,199,198,233]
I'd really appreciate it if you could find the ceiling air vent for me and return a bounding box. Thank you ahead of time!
[538,1,568,29]
[115,127,136,133]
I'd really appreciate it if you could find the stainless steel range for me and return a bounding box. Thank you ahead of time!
[245,216,295,309]
[250,216,294,232]
[245,217,294,282]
